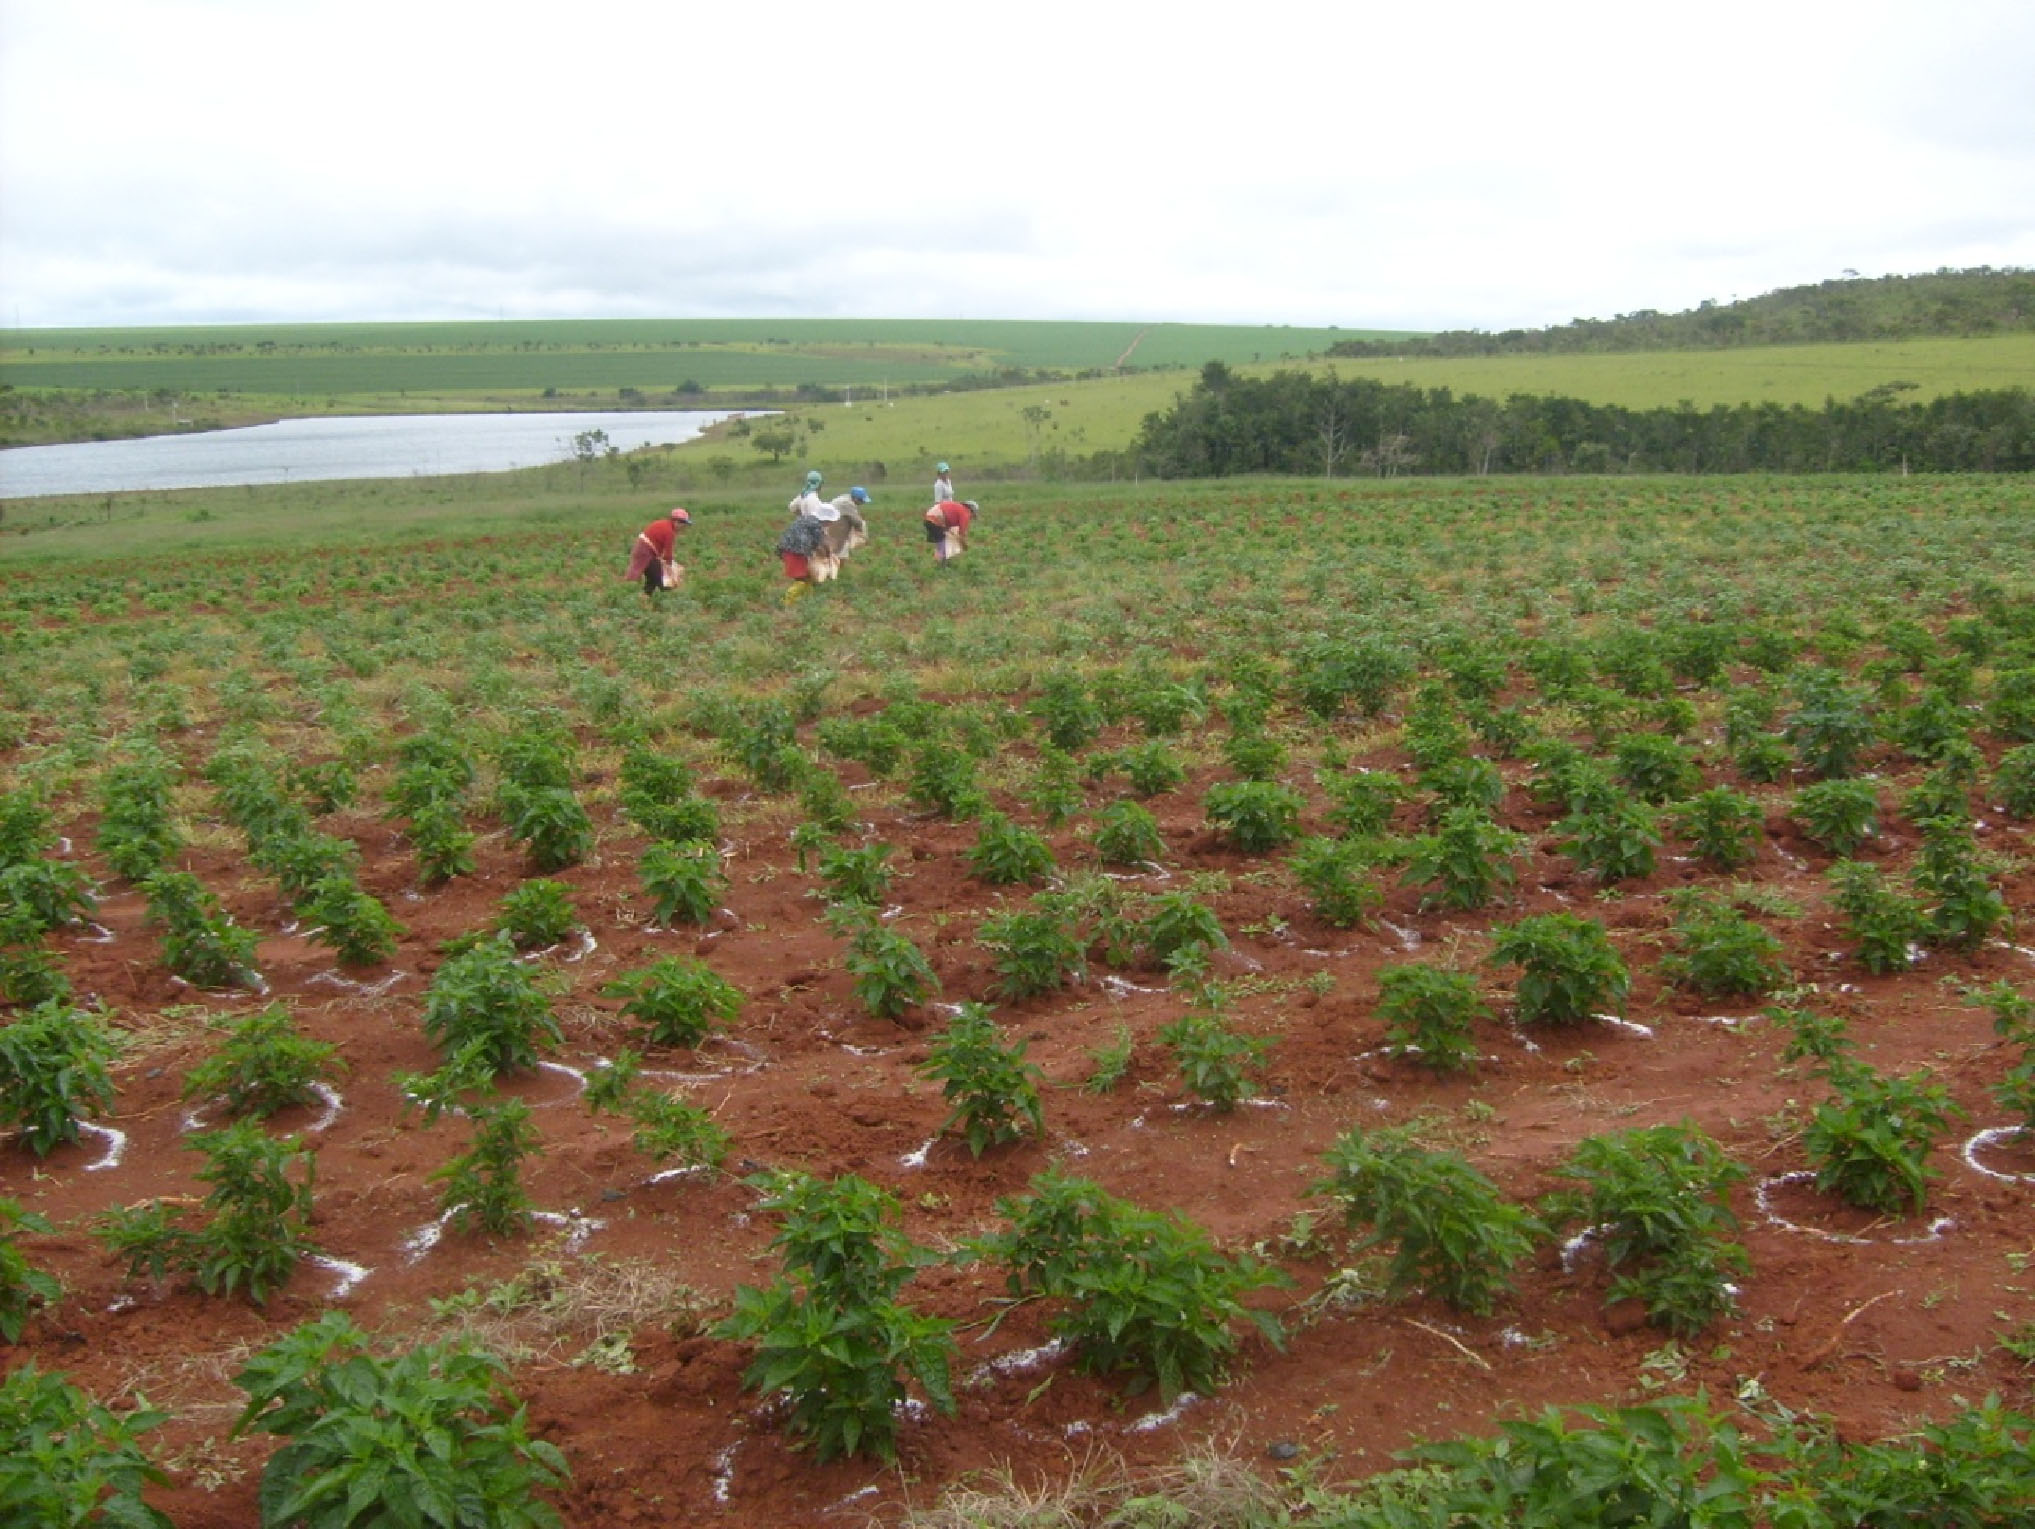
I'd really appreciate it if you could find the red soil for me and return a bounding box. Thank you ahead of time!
[8,739,2034,1526]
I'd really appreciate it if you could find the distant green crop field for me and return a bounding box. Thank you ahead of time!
[1309,334,2035,410]
[0,317,1405,397]
[663,333,2035,484]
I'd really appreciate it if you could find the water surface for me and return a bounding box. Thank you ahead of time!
[0,410,744,498]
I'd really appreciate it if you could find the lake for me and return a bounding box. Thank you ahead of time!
[0,410,748,499]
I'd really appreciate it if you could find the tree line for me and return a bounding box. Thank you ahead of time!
[1129,364,2035,478]
[1325,268,2035,358]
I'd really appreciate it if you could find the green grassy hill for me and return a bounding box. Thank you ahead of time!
[1329,267,2035,356]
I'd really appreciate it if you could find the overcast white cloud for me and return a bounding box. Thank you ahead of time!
[2,0,2031,330]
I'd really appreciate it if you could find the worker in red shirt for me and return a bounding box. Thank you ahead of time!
[923,499,978,564]
[624,507,690,597]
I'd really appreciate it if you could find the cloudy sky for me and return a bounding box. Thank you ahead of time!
[3,0,2031,333]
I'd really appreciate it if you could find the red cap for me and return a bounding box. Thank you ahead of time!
[670,507,691,524]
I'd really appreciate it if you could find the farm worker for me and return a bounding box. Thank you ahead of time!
[789,469,836,522]
[820,486,872,567]
[779,469,845,597]
[923,499,977,564]
[933,461,954,505]
[624,507,690,596]
[777,514,831,600]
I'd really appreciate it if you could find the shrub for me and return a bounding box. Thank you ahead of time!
[1992,743,2035,818]
[845,920,939,1020]
[1,1200,60,1343]
[1723,687,1780,751]
[1290,836,1382,927]
[972,1170,1286,1402]
[1490,912,1630,1027]
[1091,800,1166,868]
[256,831,359,914]
[1891,685,1972,763]
[232,1311,568,1527]
[1403,688,1473,775]
[816,841,895,907]
[907,740,983,820]
[499,783,594,871]
[1804,1063,1963,1215]
[302,873,405,967]
[0,1000,116,1157]
[1544,1123,1749,1337]
[290,757,356,816]
[1780,1395,2035,1526]
[818,715,907,777]
[1612,732,1703,803]
[1913,819,2007,952]
[626,1090,730,1168]
[716,1172,956,1462]
[1791,777,1880,856]
[1903,760,1974,827]
[434,1099,541,1238]
[0,860,96,937]
[1118,741,1186,798]
[618,747,695,808]
[388,732,475,818]
[1668,786,1765,871]
[796,764,856,834]
[408,799,477,884]
[95,754,182,882]
[182,1004,342,1121]
[420,938,561,1078]
[1402,807,1525,912]
[919,1003,1045,1156]
[1130,677,1207,737]
[98,1121,316,1305]
[1423,755,1505,817]
[1529,746,1619,815]
[0,791,52,869]
[1825,861,1928,974]
[602,956,742,1048]
[1024,745,1084,825]
[1772,1003,1857,1068]
[1311,1125,1538,1315]
[979,907,1086,1001]
[1030,671,1102,753]
[1376,963,1489,1073]
[143,869,259,989]
[1664,620,1738,685]
[1204,780,1303,853]
[1142,892,1226,967]
[1221,727,1286,782]
[1035,873,1144,970]
[1407,1396,1758,1527]
[638,840,726,926]
[1321,768,1403,837]
[1785,668,1875,778]
[493,878,578,950]
[1159,1005,1269,1111]
[1558,794,1662,883]
[1733,734,1794,784]
[1658,892,1788,999]
[968,812,1056,886]
[0,1364,170,1528]
[0,916,71,1009]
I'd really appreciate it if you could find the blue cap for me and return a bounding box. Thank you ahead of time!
[849,486,869,503]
